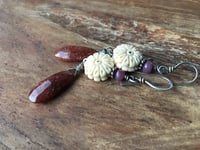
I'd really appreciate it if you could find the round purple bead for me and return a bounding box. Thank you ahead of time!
[142,60,153,73]
[114,70,125,81]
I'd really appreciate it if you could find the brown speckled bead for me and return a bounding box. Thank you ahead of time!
[55,45,96,62]
[29,69,76,103]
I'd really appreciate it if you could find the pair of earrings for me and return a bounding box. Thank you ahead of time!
[29,44,199,103]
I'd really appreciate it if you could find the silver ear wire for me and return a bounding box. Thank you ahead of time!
[123,74,174,91]
[156,62,199,86]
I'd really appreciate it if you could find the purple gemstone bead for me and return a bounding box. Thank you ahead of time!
[115,70,125,81]
[142,60,153,73]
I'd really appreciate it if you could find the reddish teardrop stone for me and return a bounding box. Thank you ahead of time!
[55,46,96,62]
[29,69,76,103]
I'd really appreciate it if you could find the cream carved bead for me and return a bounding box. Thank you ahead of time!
[84,52,114,82]
[113,44,143,72]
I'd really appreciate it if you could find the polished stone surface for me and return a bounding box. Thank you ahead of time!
[55,45,96,62]
[29,69,76,103]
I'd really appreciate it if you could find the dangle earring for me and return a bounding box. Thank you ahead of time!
[28,44,199,103]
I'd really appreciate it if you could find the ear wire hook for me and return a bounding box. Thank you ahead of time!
[123,74,174,91]
[156,62,199,86]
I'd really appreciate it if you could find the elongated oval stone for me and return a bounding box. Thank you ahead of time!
[55,46,96,62]
[29,69,76,103]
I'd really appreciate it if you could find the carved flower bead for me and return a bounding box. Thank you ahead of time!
[84,52,114,82]
[113,44,143,72]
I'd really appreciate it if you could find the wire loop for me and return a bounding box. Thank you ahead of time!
[156,62,199,86]
[124,74,174,91]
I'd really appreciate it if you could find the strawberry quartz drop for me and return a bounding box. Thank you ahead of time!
[29,69,76,103]
[55,45,96,62]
